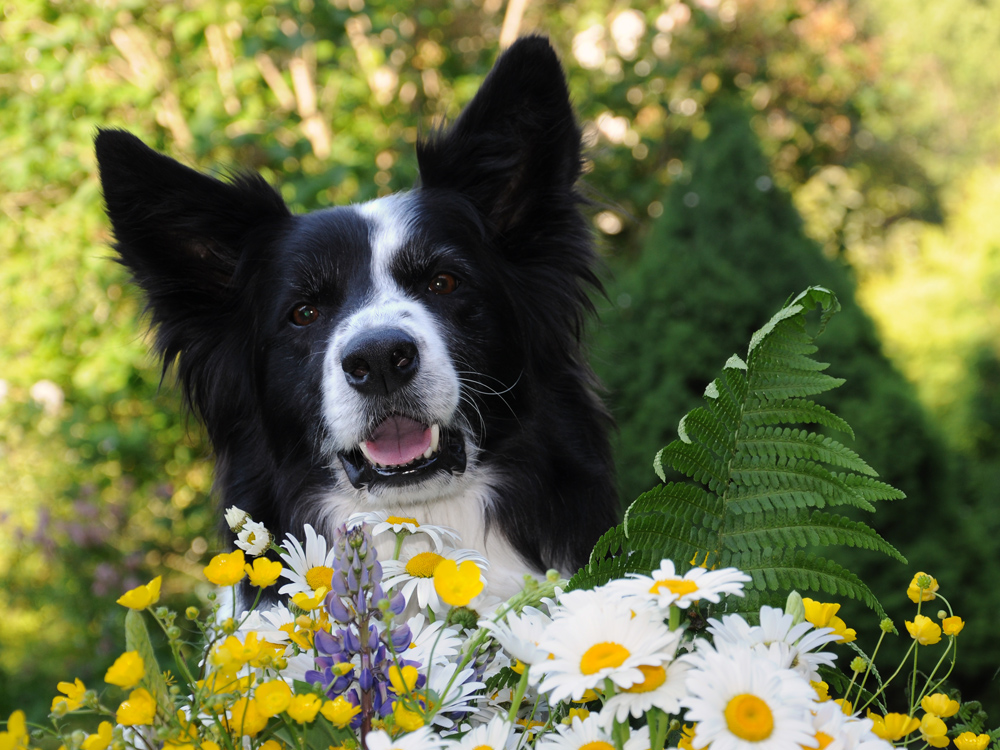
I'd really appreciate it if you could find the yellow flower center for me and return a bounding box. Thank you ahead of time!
[814,732,834,750]
[724,694,774,742]
[650,579,699,597]
[405,551,444,577]
[387,515,419,526]
[623,664,667,693]
[305,566,334,591]
[472,746,494,750]
[580,642,630,675]
[579,743,616,750]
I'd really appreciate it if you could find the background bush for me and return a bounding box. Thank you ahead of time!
[2,0,999,720]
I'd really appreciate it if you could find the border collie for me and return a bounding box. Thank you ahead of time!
[95,36,618,599]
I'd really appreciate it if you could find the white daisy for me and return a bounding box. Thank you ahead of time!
[808,702,893,750]
[480,606,552,670]
[235,520,272,556]
[382,548,489,613]
[236,603,292,649]
[708,607,840,682]
[536,588,681,703]
[681,645,819,750]
[277,524,337,598]
[443,713,516,750]
[348,510,462,552]
[599,658,691,728]
[624,724,651,750]
[535,715,616,750]
[366,726,448,750]
[609,560,751,611]
[399,614,464,666]
[422,661,485,729]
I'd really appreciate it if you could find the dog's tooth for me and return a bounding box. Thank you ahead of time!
[423,446,434,459]
[429,424,440,453]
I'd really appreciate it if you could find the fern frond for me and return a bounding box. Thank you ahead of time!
[573,287,905,617]
[722,509,905,562]
[723,548,887,620]
[840,473,907,504]
[739,427,877,476]
[749,369,846,401]
[727,455,876,513]
[743,397,855,438]
[569,547,659,592]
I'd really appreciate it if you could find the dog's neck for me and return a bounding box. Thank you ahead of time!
[317,468,549,602]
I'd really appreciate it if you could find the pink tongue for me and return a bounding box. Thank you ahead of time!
[365,416,432,466]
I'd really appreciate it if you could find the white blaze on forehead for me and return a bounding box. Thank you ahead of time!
[358,192,420,288]
[319,193,461,454]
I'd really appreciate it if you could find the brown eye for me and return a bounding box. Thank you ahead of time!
[428,273,458,295]
[291,303,320,326]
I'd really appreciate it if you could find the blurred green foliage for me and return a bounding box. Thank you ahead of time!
[2,0,999,722]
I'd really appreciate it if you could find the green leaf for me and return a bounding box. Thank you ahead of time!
[124,609,173,715]
[590,287,904,619]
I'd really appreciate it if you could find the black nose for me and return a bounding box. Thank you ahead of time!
[341,328,419,396]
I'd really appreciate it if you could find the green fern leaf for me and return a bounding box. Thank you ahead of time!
[728,455,876,512]
[722,509,905,562]
[743,397,855,438]
[722,549,887,620]
[739,426,877,476]
[581,286,904,618]
[840,473,907,503]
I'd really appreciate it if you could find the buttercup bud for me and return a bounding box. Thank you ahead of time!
[785,591,806,625]
[185,606,199,620]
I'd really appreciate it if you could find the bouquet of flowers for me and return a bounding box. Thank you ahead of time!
[1,508,993,750]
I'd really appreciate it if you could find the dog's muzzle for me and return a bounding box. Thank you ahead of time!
[337,327,467,488]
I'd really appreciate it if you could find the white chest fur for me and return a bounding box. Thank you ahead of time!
[318,472,548,602]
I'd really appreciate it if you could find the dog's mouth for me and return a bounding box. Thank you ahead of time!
[338,414,467,489]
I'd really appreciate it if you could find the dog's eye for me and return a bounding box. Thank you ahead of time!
[290,303,320,326]
[428,273,459,295]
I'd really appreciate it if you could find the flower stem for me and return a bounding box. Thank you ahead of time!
[507,665,531,722]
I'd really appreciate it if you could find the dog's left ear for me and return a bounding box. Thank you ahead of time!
[416,36,582,235]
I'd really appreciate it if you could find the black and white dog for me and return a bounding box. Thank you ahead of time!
[95,36,618,598]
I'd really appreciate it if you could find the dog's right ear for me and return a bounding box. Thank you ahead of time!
[95,129,290,314]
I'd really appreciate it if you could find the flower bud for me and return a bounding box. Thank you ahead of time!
[222,617,237,635]
[879,618,896,634]
[937,610,948,620]
[850,656,867,673]
[447,606,480,631]
[224,506,251,533]
[784,591,806,625]
[71,730,86,748]
[546,569,560,582]
[185,606,200,620]
[154,606,169,619]
[166,625,181,640]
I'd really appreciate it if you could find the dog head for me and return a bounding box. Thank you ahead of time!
[96,37,603,526]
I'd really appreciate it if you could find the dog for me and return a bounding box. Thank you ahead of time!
[95,36,618,600]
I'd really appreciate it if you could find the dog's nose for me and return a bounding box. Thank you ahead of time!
[341,328,419,396]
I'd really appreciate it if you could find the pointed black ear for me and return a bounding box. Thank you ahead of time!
[95,129,290,378]
[416,37,583,234]
[95,129,289,299]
